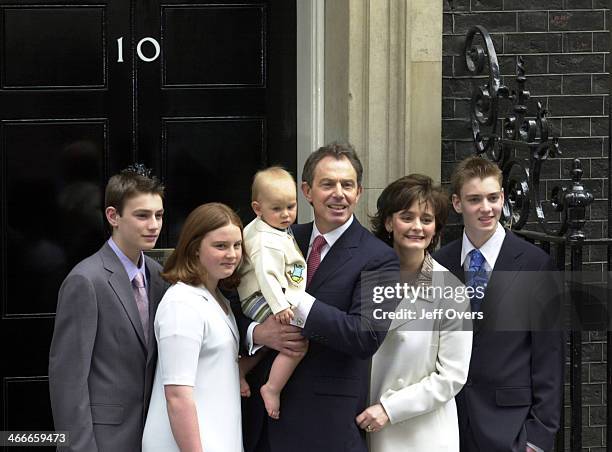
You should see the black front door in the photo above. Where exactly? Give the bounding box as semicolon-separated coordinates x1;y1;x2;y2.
0;0;295;440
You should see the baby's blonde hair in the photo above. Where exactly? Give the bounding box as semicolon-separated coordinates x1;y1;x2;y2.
251;166;296;202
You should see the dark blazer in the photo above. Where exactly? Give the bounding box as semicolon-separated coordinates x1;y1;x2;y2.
49;242;168;452
240;218;399;452
434;230;564;452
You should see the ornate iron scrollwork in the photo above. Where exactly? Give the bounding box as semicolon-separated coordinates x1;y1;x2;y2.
464;26;502;161
464;26;593;239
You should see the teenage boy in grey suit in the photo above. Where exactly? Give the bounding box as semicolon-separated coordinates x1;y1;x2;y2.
49;165;167;452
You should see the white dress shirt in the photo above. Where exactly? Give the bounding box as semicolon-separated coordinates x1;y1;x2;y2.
460;222;505;273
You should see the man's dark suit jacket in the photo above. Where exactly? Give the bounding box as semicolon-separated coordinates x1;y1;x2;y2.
239;218;399;452
49;242;168;452
434;230;564;452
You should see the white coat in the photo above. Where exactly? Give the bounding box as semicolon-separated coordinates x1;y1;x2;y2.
237;217;306;314
369;259;473;452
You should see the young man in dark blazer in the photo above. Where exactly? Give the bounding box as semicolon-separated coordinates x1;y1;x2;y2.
239;143;400;452
434;156;563;452
49;165;167;452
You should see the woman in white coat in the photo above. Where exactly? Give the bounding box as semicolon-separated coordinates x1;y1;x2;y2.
143;203;244;452
357;175;472;452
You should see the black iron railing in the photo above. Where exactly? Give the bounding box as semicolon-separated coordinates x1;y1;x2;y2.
463;25;612;452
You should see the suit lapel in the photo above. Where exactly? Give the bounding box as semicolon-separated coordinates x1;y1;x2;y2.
308;238;354;293
101;243;147;353
485;231;524;307
199;286;239;346
292;220;360;293
145;260;165;363
292;222;312;258
440;237;485;333
439;239;464;283
307;220;361;293
220;302;240;346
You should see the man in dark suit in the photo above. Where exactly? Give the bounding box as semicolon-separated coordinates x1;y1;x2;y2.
434;156;563;452
49;165;167;452
239;143;399;452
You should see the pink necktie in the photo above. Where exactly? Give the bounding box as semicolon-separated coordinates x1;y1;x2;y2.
132;272;149;344
307;235;327;287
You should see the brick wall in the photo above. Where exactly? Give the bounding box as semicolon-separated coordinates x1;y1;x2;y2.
442;1;609;450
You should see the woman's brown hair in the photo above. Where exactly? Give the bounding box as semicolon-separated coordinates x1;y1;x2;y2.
371;174;449;252
162;202;243;290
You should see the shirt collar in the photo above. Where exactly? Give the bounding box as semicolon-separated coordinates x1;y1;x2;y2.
108;238;147;286
460;222;506;269
309;215;354;248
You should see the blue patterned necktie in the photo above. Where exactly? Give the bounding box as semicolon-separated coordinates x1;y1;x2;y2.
467;249;488;312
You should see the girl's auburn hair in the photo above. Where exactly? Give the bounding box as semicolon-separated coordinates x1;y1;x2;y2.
161;202;243;290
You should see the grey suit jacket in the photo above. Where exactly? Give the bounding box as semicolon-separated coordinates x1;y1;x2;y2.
49;242;167;452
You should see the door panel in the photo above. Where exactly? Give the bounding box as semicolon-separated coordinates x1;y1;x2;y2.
4;378;53;430
3;6;106;88
163;117;265;243
5;120;107;316
162;5;265;87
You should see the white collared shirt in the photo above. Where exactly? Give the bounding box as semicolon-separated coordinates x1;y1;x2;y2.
307;215;354;261
461;222;506;272
108;238;147;288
